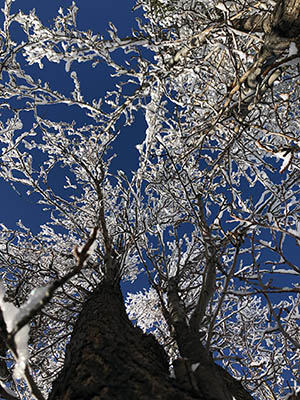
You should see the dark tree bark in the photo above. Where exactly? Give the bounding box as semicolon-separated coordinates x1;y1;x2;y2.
167;278;254;400
35;6;300;400
48;278;202;400
232;0;300;89
232;0;300;38
272;0;300;38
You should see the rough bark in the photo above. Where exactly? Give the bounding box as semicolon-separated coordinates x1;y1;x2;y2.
231;13;272;33
232;0;300;38
48;279;201;400
167;278;254;400
261;0;300;59
272;0;300;38
231;0;300;90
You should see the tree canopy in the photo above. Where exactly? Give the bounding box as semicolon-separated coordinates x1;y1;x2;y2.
0;0;299;399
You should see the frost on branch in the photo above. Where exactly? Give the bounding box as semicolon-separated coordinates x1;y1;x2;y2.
0;0;300;398
0;283;53;380
0;283;29;379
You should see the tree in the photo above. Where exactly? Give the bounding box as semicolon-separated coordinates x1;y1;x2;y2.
0;0;299;399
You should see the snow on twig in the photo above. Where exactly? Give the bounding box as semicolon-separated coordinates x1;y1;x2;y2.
0;227;99;398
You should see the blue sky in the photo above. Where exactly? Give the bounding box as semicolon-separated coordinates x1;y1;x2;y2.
1;4;299;393
0;0;146;232
0;0;298;280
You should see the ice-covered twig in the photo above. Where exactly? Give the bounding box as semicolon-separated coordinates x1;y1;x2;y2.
0;383;18;400
0;307;44;400
0;227;99;399
260;280;300;351
10;227;99;337
73;227;98;269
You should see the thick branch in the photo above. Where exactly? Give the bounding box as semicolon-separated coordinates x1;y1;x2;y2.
231;13;272;33
231;0;300;91
167;277;254;400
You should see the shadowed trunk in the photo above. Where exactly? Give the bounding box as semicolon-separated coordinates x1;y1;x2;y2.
230;0;300;102
232;0;300;37
272;0;300;38
48;279;201;400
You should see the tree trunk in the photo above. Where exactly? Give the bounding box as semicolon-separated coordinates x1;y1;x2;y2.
230;0;300;98
272;0;300;38
49;279;201;400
